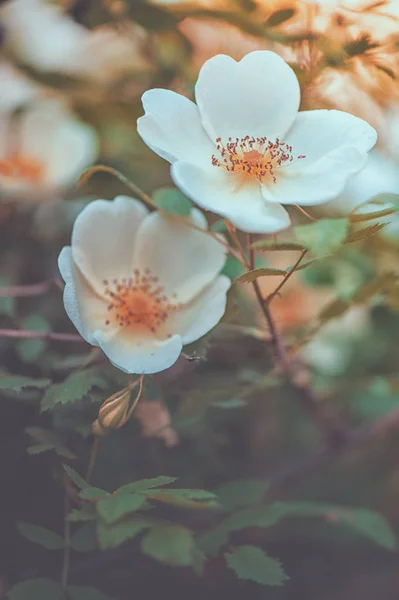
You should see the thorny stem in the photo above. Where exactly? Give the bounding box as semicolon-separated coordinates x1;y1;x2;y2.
246;233;344;444
0;280;54;297
86;437;99;483
61;494;71;598
0;329;84;342
266;249;308;305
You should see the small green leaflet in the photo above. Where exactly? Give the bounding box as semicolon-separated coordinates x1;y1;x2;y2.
152;187;192;216
9;579;63;600
63;465;90;490
97;517;150;550
141;523;195;566
295;218;348;257
213;479;269;510
0;375;51;392
97;493;146;524
225;546;287;586
17;523;65;550
70;522;97;553
41;367;109;411
235;267;286;283
26;428;76;459
116;476;178;494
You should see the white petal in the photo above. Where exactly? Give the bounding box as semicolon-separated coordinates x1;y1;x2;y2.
285;109;377;166
316;151;399;217
169;276;231;345
58;247;107;344
71;197;149;295
262;146;367;207
18;102;98;188
172;161;291;233
133;208;227;303
137;89;214;166
93;329;183;375
195;51;300;141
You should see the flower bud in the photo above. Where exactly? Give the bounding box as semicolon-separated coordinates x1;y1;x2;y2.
97;387;132;431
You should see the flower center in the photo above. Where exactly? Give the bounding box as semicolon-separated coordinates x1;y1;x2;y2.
0;154;45;184
212;136;305;183
102;268;183;334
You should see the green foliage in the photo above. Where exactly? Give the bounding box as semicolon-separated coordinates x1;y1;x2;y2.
210;219;227;232
213;479;269;510
97;517;150;550
250;240;305;251
79;487;109;500
152;187;192;216
225;546;287;586
141;523;195;566
41;367;109;411
17;523;65;550
97;493;147;524
0;375;50;392
222;255;245;280
235;267;286;283
68;586;114;600
143;488;220;509
26;427;76;459
295;218;348;257
63;465;90;490
350;378;399;420
9;579;63;600
67;504;96;522
116;476;178;494
70;522;97;553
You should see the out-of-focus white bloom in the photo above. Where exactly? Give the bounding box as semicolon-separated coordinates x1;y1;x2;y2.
0;60;44;111
0;100;98;200
135;400;179;447
1;0;149;84
313;150;399;239
301;306;370;376
58;197;230;374
138;51;377;234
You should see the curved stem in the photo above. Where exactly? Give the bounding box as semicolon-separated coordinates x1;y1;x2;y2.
0;329;84;342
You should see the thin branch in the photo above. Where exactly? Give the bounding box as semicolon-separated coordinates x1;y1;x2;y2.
86;437;99;483
0;280;54;297
0;329;84;342
266;249;308;305
61;494;71;599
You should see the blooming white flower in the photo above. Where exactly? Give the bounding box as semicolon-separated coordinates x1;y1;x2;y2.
137;51;377;233
1;0;149;84
0;100;98;200
313;150;399;240
58;197;230;374
0;60;44;112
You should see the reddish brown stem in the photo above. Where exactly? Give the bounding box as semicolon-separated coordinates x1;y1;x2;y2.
0;329;84;342
0;280;54;297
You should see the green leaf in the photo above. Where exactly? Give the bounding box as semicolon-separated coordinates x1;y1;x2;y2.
116;476;178;494
267;501;396;550
41;367;109;411
0;375;51;392
250;240;305;251
352;271;397;304
9;579;63;600
63;465;90;490
97;494;146;524
213;479;269;510
210;219;227;233
152;187;192;216
141;524;195;566
67;504;96;522
349;205;397;223
294;218;348;257
70;522;97;553
318;298;351;323
68;585;114;600
97;518;149;550
17;523;65;549
143;488;219;509
345;222;386;243
351;378;399;420
225;546;287;586
79;487;108;501
222;255;245;280
26;428;76;459
235;267;286;283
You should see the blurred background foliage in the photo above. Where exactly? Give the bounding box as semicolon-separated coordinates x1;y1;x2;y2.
2;0;399;598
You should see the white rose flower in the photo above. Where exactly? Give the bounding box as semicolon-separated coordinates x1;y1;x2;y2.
137;51;377;234
1;0;149;84
58;196;231;374
0;100;98;200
